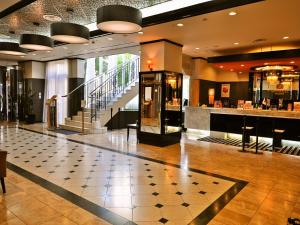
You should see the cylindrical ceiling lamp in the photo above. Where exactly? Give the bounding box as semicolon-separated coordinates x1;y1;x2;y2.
97;5;142;33
20;34;54;51
51;22;90;44
0;42;27;56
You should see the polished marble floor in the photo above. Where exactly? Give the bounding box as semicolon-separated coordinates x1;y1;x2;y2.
0;126;237;225
1;122;300;225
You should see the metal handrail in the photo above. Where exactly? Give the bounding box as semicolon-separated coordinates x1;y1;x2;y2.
88;57;140;122
62;59;139;98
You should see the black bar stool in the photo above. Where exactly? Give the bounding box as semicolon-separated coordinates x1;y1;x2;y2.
241;116;254;152
272;129;285;151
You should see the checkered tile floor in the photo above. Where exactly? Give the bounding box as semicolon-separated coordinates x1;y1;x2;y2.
1;127;235;224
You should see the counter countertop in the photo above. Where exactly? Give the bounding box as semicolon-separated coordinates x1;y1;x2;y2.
185;106;300;120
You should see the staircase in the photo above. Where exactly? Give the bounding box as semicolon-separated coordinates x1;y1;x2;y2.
60;58;139;133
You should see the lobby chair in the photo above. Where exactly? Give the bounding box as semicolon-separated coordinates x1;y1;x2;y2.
0;150;7;193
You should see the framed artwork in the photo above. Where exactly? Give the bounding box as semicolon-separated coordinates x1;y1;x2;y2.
221;84;230;98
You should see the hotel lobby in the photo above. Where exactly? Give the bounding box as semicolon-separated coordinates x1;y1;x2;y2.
1;0;300;225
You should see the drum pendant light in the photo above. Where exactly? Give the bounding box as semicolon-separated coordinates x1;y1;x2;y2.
97;5;142;33
0;42;27;56
20;34;54;51
51;22;90;44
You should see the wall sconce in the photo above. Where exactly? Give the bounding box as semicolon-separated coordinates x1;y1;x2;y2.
208;88;215;105
147;60;153;71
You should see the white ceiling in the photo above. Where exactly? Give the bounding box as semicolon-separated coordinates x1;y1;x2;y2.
1;0;300;64
0;0;20;12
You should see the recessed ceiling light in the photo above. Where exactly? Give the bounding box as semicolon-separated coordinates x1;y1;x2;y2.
219;66;224;68
84;43;89;45
47;50;51;53
63;46;68;49
138;31;143;35
241;64;244;67
229;11;237;16
230;69;234;71
234;42;239;45
290;61;295;64
195;47;200;50
239;71;243;74
43;14;62;22
283;36;289;40
264;62;269;65
20;55;25;58
32;53;36;56
107;37;113;41
177;23;184;27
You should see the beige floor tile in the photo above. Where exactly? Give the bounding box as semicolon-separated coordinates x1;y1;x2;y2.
133;207;161;222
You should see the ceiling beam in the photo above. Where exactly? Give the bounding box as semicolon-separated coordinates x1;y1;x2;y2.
207;49;300;63
0;0;37;19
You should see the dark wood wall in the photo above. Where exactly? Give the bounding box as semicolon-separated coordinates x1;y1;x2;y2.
24;79;45;122
199;79;249;107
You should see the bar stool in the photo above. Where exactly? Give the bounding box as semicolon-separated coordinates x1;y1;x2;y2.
272;129;285;151
241;116;254;152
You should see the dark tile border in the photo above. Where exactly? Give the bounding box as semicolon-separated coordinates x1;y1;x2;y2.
7;127;248;225
6;162;134;225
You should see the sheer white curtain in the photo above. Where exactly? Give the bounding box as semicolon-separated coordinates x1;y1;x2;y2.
84;58;96;106
43;59;69;124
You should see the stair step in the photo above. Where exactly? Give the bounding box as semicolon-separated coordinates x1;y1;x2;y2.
60;124;107;134
65;118;93;128
72;115;93;123
60;124;91;133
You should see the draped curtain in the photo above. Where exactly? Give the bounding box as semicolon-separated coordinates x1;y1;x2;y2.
43;59;69;124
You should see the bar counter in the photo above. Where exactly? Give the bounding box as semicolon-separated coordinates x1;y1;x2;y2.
185;107;300;140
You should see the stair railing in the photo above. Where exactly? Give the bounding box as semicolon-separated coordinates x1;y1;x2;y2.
89;57;140;122
62;58;139;121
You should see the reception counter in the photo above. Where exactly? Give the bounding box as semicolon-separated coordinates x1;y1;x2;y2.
185;107;300;140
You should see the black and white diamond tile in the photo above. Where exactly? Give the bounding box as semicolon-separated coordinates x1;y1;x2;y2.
0;128;235;224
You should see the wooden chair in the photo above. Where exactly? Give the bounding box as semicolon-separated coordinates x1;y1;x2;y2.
0;150;7;193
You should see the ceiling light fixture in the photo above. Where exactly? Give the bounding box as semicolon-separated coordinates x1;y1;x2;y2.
177;23;184;27
234;42;239;45
283;36;289;40
290;61;295;64
107;37;113;41
43;14;62;22
51;22;90;44
0;42;27;56
195;47;200;50
138;31;143;35
241;64;244;67
97;5;142;33
229;11;237;16
20;34;54;51
219;66;224;69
